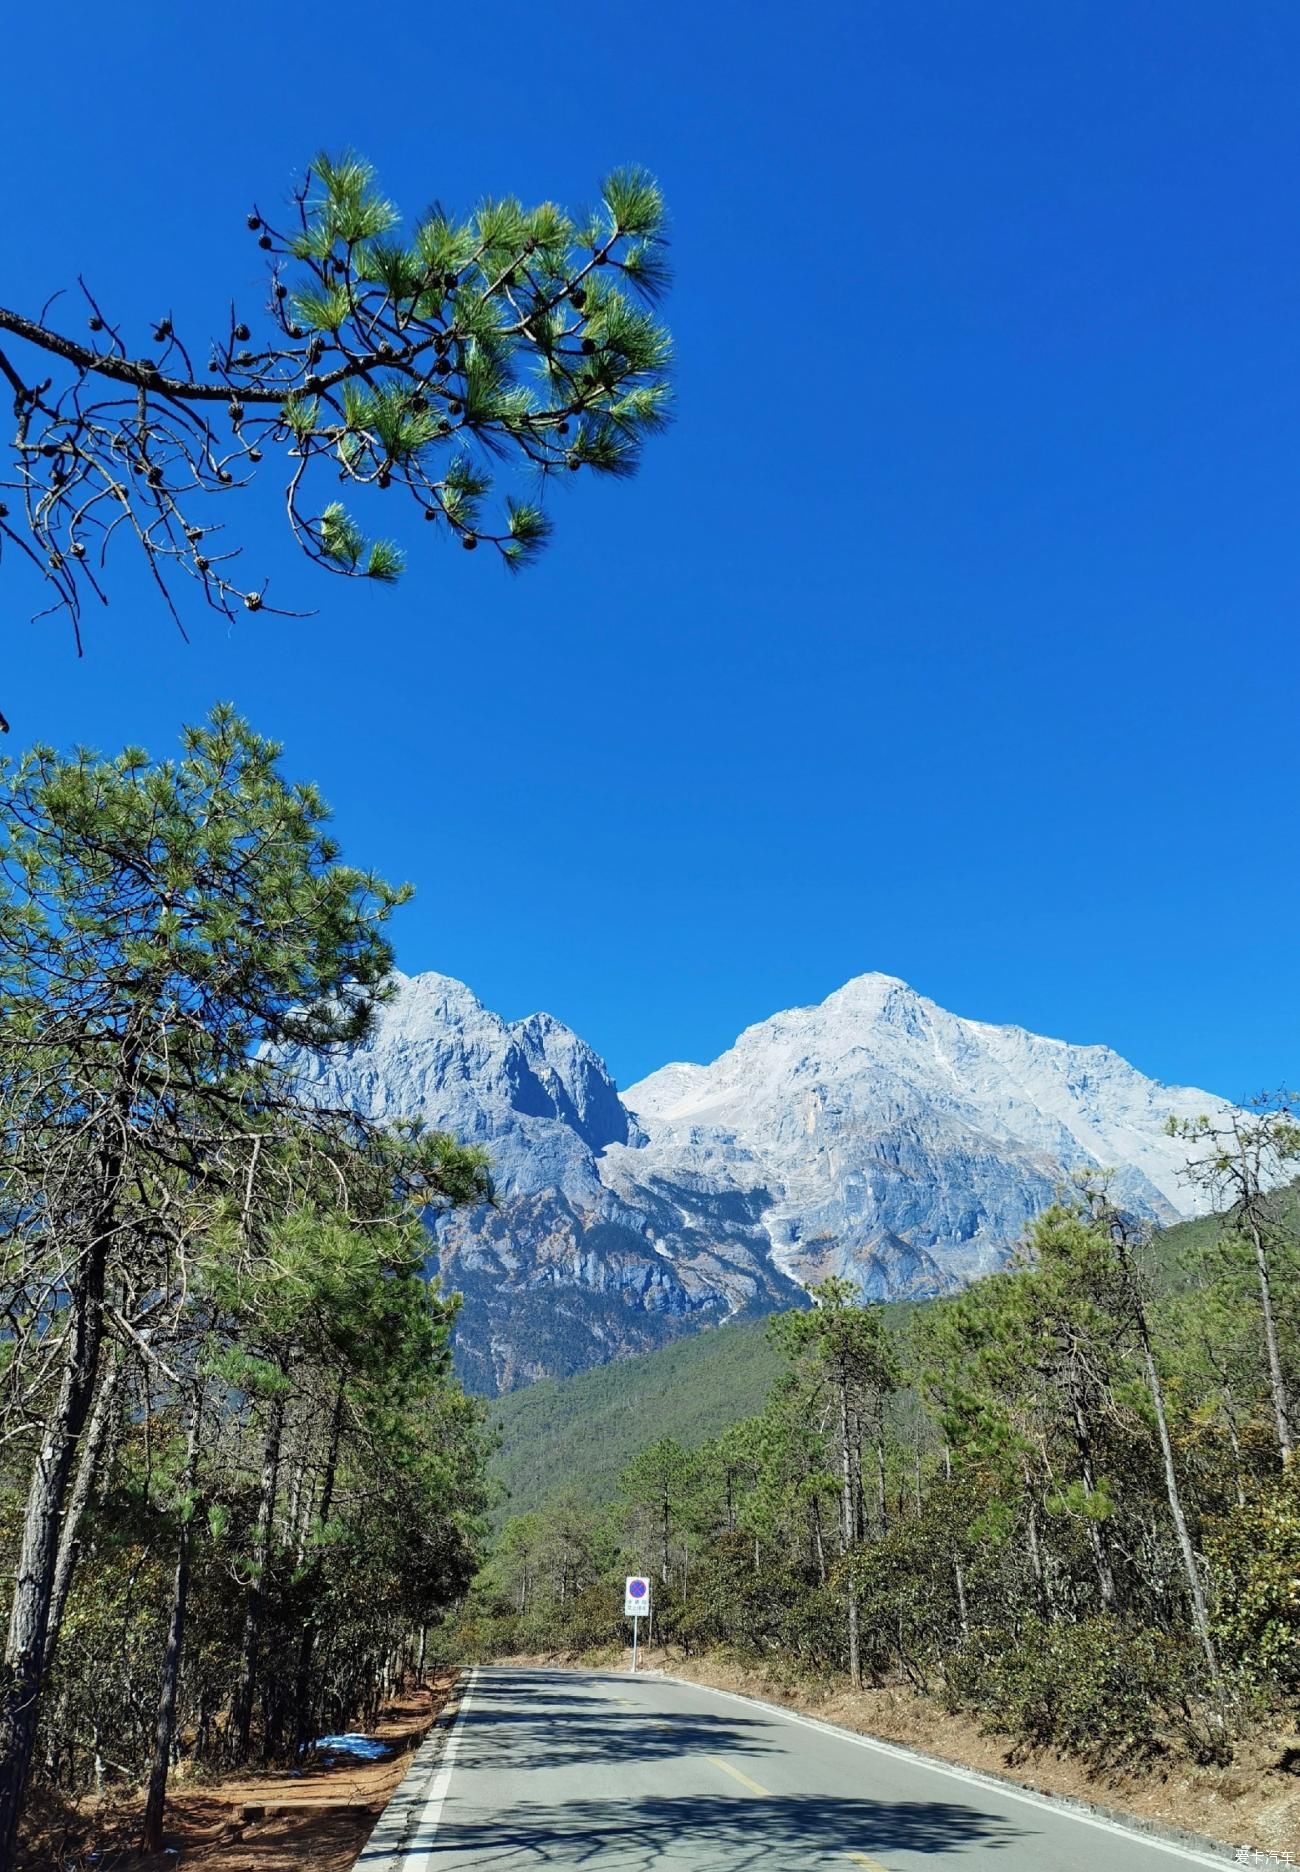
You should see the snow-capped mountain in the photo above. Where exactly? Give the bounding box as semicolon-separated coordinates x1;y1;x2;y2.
622;972;1216;1295
288;971;801;1392
288;969;1229;1393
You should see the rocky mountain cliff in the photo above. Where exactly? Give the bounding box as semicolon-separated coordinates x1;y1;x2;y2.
289;969;1229;1393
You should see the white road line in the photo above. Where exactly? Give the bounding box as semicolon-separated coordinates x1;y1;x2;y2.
652;1675;1235;1869
408;1665;478;1871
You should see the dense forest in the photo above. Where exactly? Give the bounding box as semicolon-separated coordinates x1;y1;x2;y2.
489;1312;787;1518
0;711;493;1863
467;1158;1300;1772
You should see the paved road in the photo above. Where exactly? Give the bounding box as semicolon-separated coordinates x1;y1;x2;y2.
361;1665;1235;1871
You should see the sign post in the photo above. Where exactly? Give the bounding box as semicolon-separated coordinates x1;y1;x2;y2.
624;1575;651;1672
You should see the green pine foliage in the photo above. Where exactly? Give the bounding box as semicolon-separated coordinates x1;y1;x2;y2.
275;152;674;580
0;711;493;1856
0;153;675;644
488;1316;787;1519
469;1181;1300;1772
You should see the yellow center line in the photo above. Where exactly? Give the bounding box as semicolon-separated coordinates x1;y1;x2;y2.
705;1755;887;1868
707;1755;771;1796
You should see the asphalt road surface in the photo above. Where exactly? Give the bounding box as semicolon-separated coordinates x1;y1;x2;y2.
363;1665;1235;1871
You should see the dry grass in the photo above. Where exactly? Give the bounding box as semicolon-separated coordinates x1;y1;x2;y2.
19;1677;456;1872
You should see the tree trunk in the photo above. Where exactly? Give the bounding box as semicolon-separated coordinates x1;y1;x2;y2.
141;1391;203;1853
1221;1386;1247;1509
230;1391;285;1762
286;1457;306;1557
849;1405;866;1543
1243;1193;1293;1464
0;1228;111;1863
953;1553;970;1642
1134;1308;1219;1677
1100;1213;1219;1673
838;1367;861;1690
1066;1364;1117;1610
44;1353;124;1674
811;1497;827;1585
1024;1477;1049;1617
943;1448;970;1643
292;1382;345;1748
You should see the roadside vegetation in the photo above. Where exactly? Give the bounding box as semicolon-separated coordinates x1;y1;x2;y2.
466;1158;1300;1777
0;137;677;1861
0;709;493;1864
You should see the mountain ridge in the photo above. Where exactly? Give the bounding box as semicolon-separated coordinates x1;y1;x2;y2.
285;968;1231;1393
480;1196;1236;1518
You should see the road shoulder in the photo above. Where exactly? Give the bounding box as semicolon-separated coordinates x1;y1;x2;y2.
351;1670;472;1871
645;1667;1240;1868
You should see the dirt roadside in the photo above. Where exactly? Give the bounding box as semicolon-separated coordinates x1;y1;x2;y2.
34;1652;1296;1866
501;1645;1300;1861
19;1675;456;1872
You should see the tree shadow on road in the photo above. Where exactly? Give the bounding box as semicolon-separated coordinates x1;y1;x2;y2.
399;1790;1026;1866
361;1672;1033;1866
449;1681;777;1776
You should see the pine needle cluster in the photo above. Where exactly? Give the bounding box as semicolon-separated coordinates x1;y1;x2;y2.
0;155;674;661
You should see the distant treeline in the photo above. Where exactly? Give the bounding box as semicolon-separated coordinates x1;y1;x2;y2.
0;712;492;1862
465;1145;1300;1771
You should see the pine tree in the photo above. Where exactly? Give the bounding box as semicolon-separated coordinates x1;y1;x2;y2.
769;1279;897;1689
0;707;481;1859
0;154;673;703
1168;1101;1300;1466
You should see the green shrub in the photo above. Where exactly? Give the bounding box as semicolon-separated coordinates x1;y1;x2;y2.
1208;1471;1300;1697
944;1616;1224;1767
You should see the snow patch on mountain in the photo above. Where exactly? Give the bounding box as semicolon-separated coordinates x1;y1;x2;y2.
289;968;1230;1391
623;971;1221;1291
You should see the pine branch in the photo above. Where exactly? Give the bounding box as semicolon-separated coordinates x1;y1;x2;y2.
0;154;674;695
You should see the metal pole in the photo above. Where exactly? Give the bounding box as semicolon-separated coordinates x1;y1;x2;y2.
631;1614;639;1674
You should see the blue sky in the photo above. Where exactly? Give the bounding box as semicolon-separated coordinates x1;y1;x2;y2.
5;3;1298;1098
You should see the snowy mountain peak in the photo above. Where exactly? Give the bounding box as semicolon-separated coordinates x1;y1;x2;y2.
369;967;490;1038
289;970;634;1180
288;967;1235;1392
508;1009;639;1153
823;970;916;1006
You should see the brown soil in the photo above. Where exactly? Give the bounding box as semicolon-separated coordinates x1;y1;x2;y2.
19;1676;456;1872
505;1646;1300;1861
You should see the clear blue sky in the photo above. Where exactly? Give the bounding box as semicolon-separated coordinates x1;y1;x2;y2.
6;3;1298;1099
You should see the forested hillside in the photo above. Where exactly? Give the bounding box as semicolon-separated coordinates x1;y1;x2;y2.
489;1315;788;1519
488;1197;1297;1517
467;1153;1300;1775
